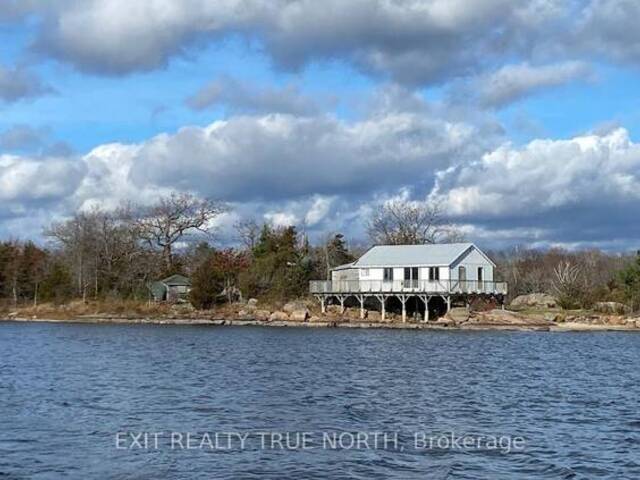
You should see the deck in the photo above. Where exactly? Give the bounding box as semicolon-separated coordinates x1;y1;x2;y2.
309;279;508;296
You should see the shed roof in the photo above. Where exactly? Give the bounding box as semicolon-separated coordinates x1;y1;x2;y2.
161;274;191;286
352;243;491;267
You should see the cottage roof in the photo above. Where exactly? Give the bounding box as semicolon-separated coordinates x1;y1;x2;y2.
352;243;493;267
332;262;355;271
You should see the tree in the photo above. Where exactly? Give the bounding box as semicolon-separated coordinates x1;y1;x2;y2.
240;224;313;300
321;233;354;280
552;261;583;309
46;211;99;301
39;259;74;304
46;208;155;300
235;218;261;250
18;242;48;307
214;249;251;302
132;193;227;270
617;253;640;310
366;199;462;245
189;254;225;310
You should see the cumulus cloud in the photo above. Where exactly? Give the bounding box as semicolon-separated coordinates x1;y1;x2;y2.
0;154;86;206
468;61;593;108
34;0;260;75
432;128;640;245
24;0;567;85
3;113;640;247
0;107;486;238
0;65;53;103
125;112;482;202
186;76;322;115
576;0;640;65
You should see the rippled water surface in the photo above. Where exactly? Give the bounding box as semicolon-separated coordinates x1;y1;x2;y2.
1;322;639;479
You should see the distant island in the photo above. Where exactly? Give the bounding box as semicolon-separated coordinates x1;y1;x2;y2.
2;193;640;332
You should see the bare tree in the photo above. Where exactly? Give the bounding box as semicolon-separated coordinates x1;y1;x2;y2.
234;218;261;250
46;212;98;301
366;199;462;245
132;193;228;270
552;260;583;309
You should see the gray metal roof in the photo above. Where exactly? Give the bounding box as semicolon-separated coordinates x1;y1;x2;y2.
353;243;477;267
332;262;355;271
161;274;191;286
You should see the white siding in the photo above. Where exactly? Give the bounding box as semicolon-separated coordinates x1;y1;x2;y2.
450;247;494;281
393;268;404;281
331;268;358;282
360;268;384;280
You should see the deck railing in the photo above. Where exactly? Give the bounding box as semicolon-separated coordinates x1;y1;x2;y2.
309;279;507;295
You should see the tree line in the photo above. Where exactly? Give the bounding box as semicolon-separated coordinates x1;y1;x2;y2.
0;193;639;311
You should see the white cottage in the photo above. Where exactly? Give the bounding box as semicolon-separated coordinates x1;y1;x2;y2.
310;243;507;322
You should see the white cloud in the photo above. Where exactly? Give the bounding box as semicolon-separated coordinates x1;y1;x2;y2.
264;211;299;227
186;76;323;115
4;114;640;248
469;61;593;108
125;112;481;201
27;0;566;85
0;107;483;235
576;0;640;65
0;155;85;203
434;127;640;216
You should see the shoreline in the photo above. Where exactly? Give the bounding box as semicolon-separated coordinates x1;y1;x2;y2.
2;315;639;332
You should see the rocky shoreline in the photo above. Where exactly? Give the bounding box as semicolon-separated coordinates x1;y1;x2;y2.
3;295;640;332
3;308;639;332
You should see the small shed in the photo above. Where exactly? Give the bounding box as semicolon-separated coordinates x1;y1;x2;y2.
149;274;192;302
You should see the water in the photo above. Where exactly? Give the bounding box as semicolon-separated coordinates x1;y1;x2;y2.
1;322;639;479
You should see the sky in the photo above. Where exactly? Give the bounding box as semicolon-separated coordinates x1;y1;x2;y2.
1;0;640;251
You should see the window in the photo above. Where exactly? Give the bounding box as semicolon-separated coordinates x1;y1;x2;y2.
361;268;369;277
428;267;440;281
383;268;394;281
404;267;419;286
477;267;483;283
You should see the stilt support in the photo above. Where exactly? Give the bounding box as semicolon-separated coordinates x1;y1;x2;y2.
357;295;365;319
375;295;386;321
446;296;451;313
338;295;345;314
315;295;326;314
418;295;431;322
398;295;408;323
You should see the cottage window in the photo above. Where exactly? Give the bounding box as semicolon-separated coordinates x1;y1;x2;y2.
361;268;369;277
428;267;440;281
477;267;484;283
383;268;394;281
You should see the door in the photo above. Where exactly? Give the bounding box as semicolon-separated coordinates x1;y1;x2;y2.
477;267;484;292
458;266;466;292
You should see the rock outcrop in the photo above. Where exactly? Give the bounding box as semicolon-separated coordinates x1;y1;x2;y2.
593;302;632;315
269;311;289;322
446;307;470;323
290;310;309;322
254;310;271;321
283;301;308;314
510;293;558;309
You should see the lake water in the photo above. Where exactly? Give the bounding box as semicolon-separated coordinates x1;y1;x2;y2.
1;322;639;479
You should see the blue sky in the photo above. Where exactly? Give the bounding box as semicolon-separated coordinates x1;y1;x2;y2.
2;1;640;250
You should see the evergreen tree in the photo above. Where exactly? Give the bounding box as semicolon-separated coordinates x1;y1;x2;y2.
617;253;640;310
